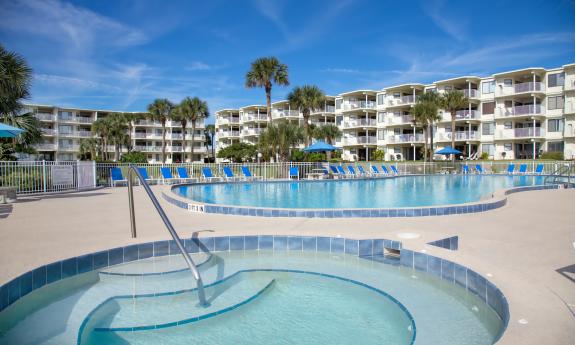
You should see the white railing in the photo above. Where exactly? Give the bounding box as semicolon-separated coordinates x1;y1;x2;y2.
514;127;544;138
35;143;56;150
387;95;419;107
438;131;480;141
311;105;336;113
58;145;81;151
462;89;479;98
273;110;300;118
496;105;544;117
242;128;264;136
514;82;545;93
454;109;479;119
343;101;376;110
387;114;414;125
35;113;56;121
344;119;377;128
243;114;268;121
77;117;94;124
344;136;377;145
41;129;56;135
219;131;241;137
388;134;424;143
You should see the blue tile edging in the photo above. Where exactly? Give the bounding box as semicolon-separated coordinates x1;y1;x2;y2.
427;236;459;251
0;235;505;344
163;183;563;218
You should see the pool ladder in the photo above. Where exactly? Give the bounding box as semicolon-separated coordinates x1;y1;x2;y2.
125;164;207;306
543;163;572;186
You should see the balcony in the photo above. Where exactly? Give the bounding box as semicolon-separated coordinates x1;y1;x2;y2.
462;89;479;99
36;113;56;121
495;128;545;139
35;143;56;150
218;117;240;125
77;131;93;137
387;134;424;143
311;105;336;114
136;120;160;126
243;114;268;122
272;110;300;118
343;101;376;111
343;119;377;128
387;114;414;125
134;145;162;152
454;109;480;120
437;131;480;141
495;105;544;117
497;82;545;96
387;95;419;107
134;133;147;138
242;128;264;136
344;136;377;145
58;145;80;152
219;131;241;138
41;128;56;135
76;117;94;124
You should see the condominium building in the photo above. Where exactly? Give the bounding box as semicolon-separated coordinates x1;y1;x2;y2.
216;63;575;161
22;104;207;163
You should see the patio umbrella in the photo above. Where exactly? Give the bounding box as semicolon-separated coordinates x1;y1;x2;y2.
303;140;340;153
0;123;25;138
435;146;461;156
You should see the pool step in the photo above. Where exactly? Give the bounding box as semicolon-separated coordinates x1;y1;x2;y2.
98;252;211;277
81;272;275;342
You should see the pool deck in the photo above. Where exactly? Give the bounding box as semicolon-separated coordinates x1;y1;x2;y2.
1;186;574;345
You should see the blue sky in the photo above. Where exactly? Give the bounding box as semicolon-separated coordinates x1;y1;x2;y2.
1;0;574;124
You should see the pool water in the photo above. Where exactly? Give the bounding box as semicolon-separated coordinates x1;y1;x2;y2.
0;250;503;345
174;175;546;209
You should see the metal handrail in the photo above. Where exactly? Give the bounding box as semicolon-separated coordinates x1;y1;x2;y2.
544;163;571;185
126;164;207;306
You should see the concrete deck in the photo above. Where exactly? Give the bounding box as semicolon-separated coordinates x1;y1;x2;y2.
0;186;574;344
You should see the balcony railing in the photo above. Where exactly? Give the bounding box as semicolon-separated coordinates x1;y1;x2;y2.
219;131;241;137
273;110;300;118
514;82;545;93
387;114;414;125
311;105;336;113
439;131;480;141
495;128;544;139
59;145;81;151
387;95;419;107
462;89;479;98
35;143;56;150
343;101;376;111
35;113;56;121
496;105;544;117
242;128;264;136
344;136;377;145
388;134;424;143
343;119;377;128
41;129;56;135
76;117;94;124
454;109;479;120
243;114;268;121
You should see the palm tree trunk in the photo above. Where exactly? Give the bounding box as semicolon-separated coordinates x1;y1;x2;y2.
115;143;119;162
127;124;133;152
430;122;434;161
265;86;272;122
190;121;196;163
451;112;456;161
211;133;215;160
423;125;428;163
303;111;310;147
161;121;167;163
181;121;186;163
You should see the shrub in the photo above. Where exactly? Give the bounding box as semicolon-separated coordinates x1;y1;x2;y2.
480;152;489;160
120;151;148;163
217;143;257;162
372;149;385;161
540;151;563;160
0;170;43;190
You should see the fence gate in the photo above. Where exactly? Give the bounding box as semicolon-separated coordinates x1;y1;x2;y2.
77;161;96;190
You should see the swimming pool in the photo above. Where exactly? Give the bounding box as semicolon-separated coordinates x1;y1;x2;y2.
174;175;546;209
0;237;506;345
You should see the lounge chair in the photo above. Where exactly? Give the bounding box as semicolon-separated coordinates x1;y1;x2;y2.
160;167;178;184
222;166;242;181
390;165;399;175
137;167;158;184
506;164;515;175
176;167;196;183
475;164;484;174
289;166;299;180
518;164;527;174
201;167;221;182
371;165;384;176
462;165;469;174
110;167;127;187
534;164;544;175
347;165;359;178
329;165;343;179
336;165;351;178
241;166;262;180
357;165;370;177
381;165;390;175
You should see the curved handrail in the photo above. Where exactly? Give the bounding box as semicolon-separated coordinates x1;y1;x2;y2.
544;163;571;185
126;164;207;306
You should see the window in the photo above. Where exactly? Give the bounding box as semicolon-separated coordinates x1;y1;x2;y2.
548;72;565;87
482;81;495;94
503;79;513;86
482;144;495;156
504;143;512;151
393;92;400;99
58;125;72;134
547;141;564;152
377;94;384;105
548;96;564;110
482;122;495;135
377;112;385;123
335;99;342;109
548;119;564;132
504;122;512;129
482;102;495;114
58;111;73;120
378;129;385;140
393;111;401;117
336;116;343;126
394;147;401;153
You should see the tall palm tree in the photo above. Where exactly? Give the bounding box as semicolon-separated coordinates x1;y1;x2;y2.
287;85;325;146
147;99;173;163
312;124;341;160
418;91;441;158
259;122;303;162
412;101;439;161
176;97;209;162
107;113;129;161
441;90;469;158
92;118;111;160
245;57;289;122
79;138;99;160
204;124;216;160
170;105;188;162
120;112;142;152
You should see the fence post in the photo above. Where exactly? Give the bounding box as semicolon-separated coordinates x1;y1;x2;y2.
42;160;47;193
92;161;97;188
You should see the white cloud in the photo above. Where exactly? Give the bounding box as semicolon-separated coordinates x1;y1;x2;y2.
187;61;213;71
423;0;467;42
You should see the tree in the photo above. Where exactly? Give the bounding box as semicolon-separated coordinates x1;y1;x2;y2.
259;122;303;162
170;104;188;162
107;113;129;161
245;57;289;122
79;138;99;160
312;124;342;160
287;85;325;146
441;90;469;159
205;124;215;160
92;118;111;160
418;91;441;158
147;98;173;163
178;97;209;162
120;112;142;152
412;101;440;161
216;142;257;162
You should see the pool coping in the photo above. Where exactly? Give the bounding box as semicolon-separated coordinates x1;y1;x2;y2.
0;235;508;345
162;174;565;218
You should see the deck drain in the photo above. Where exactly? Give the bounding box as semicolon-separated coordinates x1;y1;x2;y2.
518;319;528;325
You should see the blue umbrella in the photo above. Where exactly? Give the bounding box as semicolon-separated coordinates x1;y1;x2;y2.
0;123;25;138
435;146;461;155
303;140;340;153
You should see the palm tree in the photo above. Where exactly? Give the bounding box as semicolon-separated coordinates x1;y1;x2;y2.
441;90;469;158
287;85;325;146
259;122;303;162
120;112;142;152
170;104;188;162
418;91;441;158
204;124;216;160
79;138;99;160
92;118;111;160
412;101;439;161
245;57;289;122
147;99;173;163
312;124;341;160
179;97;209;162
107;113;129;161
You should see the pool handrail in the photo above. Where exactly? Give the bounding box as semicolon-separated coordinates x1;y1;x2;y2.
126;164;207;306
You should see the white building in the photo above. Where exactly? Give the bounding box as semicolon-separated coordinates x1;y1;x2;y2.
216;63;575;161
24;104;207;163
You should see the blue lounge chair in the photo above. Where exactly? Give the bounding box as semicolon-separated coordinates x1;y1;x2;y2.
506;164;515;174
475;164;484;174
137;167;157;184
371;165;383;176
381;165;390;175
336;165;351;178
357;165;370;176
329;165;339;174
289;166;299;179
176;167;196;183
202;167;220;181
241;166;262;180
534;164;544;175
390;165;399;175
160;167;177;184
347;165;358;177
110;167;127;186
462;165;469;174
222;166;242;181
518;164;527;174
